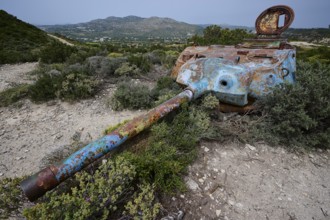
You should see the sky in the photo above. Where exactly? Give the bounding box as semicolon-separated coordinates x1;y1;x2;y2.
0;0;329;28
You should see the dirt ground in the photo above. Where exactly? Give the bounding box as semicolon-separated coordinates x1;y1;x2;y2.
1;63;330;220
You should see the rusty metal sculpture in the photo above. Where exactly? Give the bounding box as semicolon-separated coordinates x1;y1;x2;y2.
21;5;296;201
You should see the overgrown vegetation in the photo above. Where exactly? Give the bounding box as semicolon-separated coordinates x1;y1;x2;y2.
21;99;212;219
111;76;181;110
0;10;51;64
189;25;254;45
23;156;160;220
0;84;30;107
252;61;330;149
0;177;27;219
297;46;330;65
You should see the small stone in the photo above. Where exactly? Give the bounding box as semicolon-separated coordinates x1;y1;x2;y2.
0;130;5;136
198;178;204;183
180;194;185;199
15;157;23;161
293;155;298;160
221;169;225;173
228;200;235;206
216;210;221;217
236;203;243;209
102;159;107;164
0;173;3;176
246;144;256;151
177;210;184;220
309;154;314;159
213;168;219;172
55;134;63;139
186;178;200;191
288;197;292;201
24;149;29;153
204;147;210;153
172;197;176;201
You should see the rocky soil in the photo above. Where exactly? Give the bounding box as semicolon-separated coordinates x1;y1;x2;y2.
164;142;330;220
1;63;330;220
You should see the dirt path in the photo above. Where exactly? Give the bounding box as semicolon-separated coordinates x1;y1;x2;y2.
0;63;145;178
1;63;329;219
0;62;38;92
48;34;74;46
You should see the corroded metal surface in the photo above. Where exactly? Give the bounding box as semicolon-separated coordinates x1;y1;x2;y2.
255;5;294;36
21;90;193;201
172;45;296;107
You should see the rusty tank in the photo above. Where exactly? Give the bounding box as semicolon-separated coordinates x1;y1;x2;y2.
21;5;296;201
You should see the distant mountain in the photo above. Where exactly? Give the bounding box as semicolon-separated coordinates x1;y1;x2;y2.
39;16;203;42
0;10;52;64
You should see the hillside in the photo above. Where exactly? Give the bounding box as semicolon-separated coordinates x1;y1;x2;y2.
284;28;330;44
0;10;53;64
39;15;203;42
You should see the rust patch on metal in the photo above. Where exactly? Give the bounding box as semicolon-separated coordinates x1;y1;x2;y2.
255;5;294;36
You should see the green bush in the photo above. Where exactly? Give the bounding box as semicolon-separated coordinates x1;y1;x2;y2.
86;56;128;77
29;72;62;102
128;54;151;74
123;184;160;220
24;156;141;220
189;25;254;46
29;65;99;102
297;46;330;65
111;81;152;110
0;84;30;107
0;177;26;219
56;71;99;101
114;62;140;76
150;76;181;100
123;103;210;192
253;61;330;148
40;41;77;64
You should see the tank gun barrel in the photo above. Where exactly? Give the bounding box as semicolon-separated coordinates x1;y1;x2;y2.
21;89;193;201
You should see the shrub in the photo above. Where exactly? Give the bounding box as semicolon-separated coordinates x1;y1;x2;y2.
40;41;77;64
123;103;210;192
253;61;330;149
29;72;62;102
189;25;254;46
86;56;127;77
0;84;30;107
29;65;99;102
123;184;160;220
56;71;99;101
150;76;181;100
0;177;26;219
114;62;140;76
128;54;151;74
111;81;152;110
23;156;139;220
